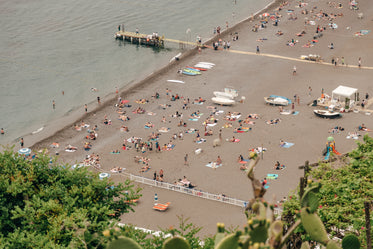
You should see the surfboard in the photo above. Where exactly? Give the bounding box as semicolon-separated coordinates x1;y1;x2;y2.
32;126;44;134
199;62;215;66
167;80;185;84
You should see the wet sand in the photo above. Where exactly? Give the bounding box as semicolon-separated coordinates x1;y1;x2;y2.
21;0;373;237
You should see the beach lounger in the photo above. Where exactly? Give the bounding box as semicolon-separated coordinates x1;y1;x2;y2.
153;202;170;211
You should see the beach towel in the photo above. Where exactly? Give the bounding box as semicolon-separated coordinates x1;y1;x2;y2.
292;111;299;115
205;162;222;169
239;159;249;164
158;128;170;133
189;118;199;121
193;102;204;105
266;174;278;180
196;138;206;144
206;123;217;127
110;152;120;154
163;144;176;151
147;112;156;115
281;142;294;148
144;125;153;129
65;149;77;153
228;138;240;143
185;129;196;134
346;135;359;139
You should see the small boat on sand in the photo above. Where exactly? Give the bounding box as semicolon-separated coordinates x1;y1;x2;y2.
211;97;235;106
313;110;342;119
213;91;235;100
264;96;291;106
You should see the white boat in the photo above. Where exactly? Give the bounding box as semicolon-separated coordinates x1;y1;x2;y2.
213;91;235;99
313;110;342;119
211;97;235;106
264;96;290;106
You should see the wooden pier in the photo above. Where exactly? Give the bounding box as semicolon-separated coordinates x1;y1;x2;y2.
115;31;201;48
115;31;165;47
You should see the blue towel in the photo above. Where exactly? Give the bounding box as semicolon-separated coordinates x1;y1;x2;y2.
281;142;294;148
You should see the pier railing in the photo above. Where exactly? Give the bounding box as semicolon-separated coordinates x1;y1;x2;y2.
96;169;283;214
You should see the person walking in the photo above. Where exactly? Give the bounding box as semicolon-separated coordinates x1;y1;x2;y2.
84;104;88;113
293;65;297;75
358;57;362;69
1;128;4;135
97;96;101;104
256;46;260;54
184;154;188;165
20;138;24;148
52;100;55;109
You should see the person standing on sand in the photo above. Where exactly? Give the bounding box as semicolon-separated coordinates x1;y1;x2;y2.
53;100;55;109
184;154;188;165
1;128;4;135
308;86;312;96
97;96;101;104
84;104;88;113
20;138;24;148
293;65;297;75
358;57;362;69
256;46;260;54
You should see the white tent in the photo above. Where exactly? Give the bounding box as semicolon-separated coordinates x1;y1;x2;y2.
332;85;358;101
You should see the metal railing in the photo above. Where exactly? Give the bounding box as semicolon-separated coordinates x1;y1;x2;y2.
98;169;283;214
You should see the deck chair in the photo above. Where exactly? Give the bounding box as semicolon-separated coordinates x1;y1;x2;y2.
153;202;170;211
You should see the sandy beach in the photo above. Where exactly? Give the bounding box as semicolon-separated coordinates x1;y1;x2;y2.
15;0;373;237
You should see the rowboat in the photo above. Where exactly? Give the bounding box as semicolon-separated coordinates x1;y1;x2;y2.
213;91;235;100
313;110;342;119
211;97;235;106
264;95;291;106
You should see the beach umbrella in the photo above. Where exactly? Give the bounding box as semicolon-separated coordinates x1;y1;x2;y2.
18;148;31;155
263;13;270;17
99;172;110;180
327;136;334;142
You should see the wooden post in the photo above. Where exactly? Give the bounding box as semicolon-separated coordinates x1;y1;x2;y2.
365;201;372;249
304;160;309;184
299;177;305;198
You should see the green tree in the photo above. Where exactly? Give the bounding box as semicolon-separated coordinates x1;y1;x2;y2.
283;135;373;247
0;148;141;248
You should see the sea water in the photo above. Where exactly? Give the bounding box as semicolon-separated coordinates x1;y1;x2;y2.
0;0;272;145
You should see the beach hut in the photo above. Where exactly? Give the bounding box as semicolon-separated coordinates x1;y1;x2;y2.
331;85;358;109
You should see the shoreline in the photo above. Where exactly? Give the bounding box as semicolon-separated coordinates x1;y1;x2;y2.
28;0;281;150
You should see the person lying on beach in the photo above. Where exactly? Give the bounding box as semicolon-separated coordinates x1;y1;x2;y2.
83;142;92;151
275;30;284;36
65;145;78;151
266;118;281;125
229;136;238;142
74;124;82;131
159;127;170;132
116;108;126;114
329;126;343;134
133;107;145;114
140;164;150;172
119;115;130;121
111;166;123;173
134;156;150;164
148;132;159;140
358;124;370;131
135;98;148;104
195;97;205;103
145;122;154;128
222;122;233;128
247;113;259;119
120;125;129;132
111;149;120;154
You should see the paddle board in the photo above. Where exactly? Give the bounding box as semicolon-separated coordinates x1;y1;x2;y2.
32;126;44;134
199;62;215;66
194;64;213;69
167;80;185;84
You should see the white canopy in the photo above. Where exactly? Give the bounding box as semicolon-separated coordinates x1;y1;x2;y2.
332;85;358;101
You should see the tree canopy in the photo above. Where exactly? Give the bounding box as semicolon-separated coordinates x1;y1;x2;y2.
0;148;141;248
283;135;373;247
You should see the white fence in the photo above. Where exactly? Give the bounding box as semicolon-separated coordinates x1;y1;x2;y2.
98;170;283;214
